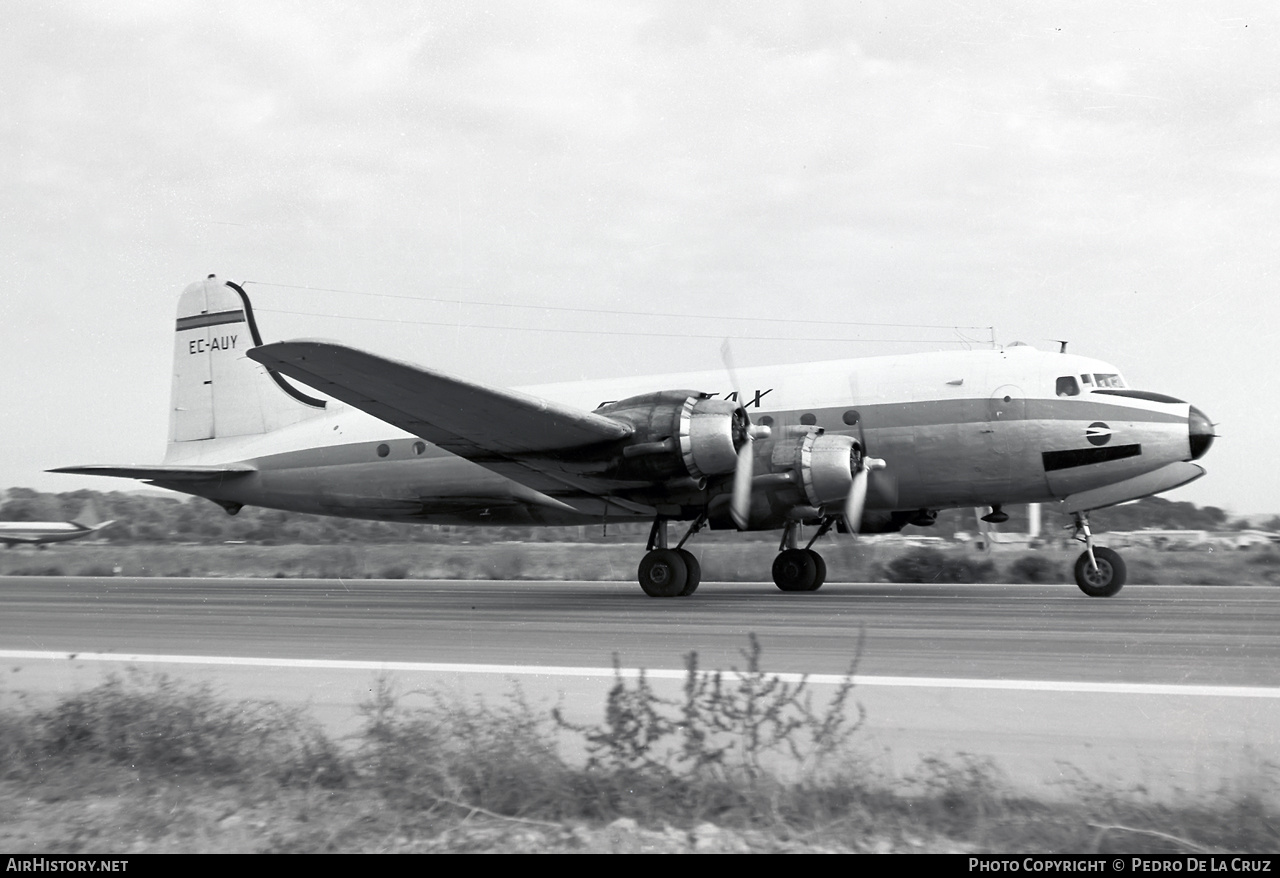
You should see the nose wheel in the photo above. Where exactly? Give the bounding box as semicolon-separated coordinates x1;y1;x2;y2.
1074;546;1126;597
1071;514;1127;597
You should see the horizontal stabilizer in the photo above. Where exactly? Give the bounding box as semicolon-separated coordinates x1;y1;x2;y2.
248;341;634;457
49;464;257;482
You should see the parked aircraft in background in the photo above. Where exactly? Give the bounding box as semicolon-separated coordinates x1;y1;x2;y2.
54;276;1215;597
0;502;114;548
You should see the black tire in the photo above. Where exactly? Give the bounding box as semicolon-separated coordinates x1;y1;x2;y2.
1074;547;1127;597
805;549;827;591
676;549;701;596
773;548;819;592
638;549;688;597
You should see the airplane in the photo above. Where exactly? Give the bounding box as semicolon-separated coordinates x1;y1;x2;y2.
0;501;115;548
53;275;1215;597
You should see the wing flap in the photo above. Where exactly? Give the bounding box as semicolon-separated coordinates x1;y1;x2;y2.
247;341;633;455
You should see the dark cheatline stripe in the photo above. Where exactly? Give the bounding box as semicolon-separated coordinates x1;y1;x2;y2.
1042;444;1142;472
175;310;246;331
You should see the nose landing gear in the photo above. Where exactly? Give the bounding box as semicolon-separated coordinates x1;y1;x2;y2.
1071;512;1127;597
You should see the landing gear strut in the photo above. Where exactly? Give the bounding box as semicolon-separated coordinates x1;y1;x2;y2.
772;522;826;592
1071;512;1127;597
637;517;703;597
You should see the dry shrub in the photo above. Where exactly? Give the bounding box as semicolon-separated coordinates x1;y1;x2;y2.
4;672;347;788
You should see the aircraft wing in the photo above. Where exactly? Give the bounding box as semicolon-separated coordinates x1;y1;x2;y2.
248;341;647;511
249;341;633;454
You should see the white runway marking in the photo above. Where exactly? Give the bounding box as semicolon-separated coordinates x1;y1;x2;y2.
4;649;1279;699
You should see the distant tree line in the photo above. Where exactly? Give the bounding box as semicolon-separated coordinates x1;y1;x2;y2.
0;487;653;545
909;496;1265;539
0;487;1272;546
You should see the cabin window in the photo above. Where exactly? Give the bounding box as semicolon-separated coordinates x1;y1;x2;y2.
376;443;390;458
799;413;817;426
843;410;860;425
413;442;426;455
1056;376;1080;397
1093;373;1126;388
758;415;774;427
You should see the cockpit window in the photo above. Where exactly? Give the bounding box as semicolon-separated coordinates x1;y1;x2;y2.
1093;373;1126;388
1080;374;1093;386
1056;376;1080;397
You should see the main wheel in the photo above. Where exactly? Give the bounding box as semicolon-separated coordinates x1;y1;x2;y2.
1074;547;1127;597
773;548;820;592
638;549;688;597
805;549;827;591
676;549;701;596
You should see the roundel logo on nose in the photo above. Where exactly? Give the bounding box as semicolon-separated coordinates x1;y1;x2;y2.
1086;422;1112;446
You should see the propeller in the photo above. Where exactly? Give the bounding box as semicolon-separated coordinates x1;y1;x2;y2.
840;405;886;535
722;340;766;530
843;451;885;535
730;417;755;530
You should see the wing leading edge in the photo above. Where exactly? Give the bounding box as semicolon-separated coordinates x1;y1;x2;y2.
248;341;632;454
247;341;650;512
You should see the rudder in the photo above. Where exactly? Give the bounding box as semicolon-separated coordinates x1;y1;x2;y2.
169;276;327;445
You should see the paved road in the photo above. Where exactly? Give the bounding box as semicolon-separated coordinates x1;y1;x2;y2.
2;577;1278;801
2;577;1278;684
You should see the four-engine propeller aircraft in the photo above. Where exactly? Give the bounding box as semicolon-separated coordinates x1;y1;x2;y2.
54;276;1215;597
0;501;115;548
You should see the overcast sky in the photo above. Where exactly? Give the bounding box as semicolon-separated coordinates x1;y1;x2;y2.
3;1;1276;514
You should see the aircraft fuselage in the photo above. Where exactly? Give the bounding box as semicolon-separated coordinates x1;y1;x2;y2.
153;346;1208;528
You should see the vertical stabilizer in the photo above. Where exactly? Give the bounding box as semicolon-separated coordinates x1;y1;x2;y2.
168;276;327;448
69;500;102;528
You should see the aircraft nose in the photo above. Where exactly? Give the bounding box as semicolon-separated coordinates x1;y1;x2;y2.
1188;405;1215;460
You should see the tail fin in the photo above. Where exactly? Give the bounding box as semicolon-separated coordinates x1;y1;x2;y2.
168;276;327;447
69;500;102;528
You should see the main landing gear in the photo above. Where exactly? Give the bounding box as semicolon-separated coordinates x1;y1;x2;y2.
637;517;703;597
771;519;829;592
1070;512;1127;597
637;516;834;596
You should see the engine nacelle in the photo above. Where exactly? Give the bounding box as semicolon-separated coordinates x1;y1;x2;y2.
596;390;746;484
709;431;861;530
788;431;859;509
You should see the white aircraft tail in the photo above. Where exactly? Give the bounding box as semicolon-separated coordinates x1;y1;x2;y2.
69;500;103;528
167;276;328;452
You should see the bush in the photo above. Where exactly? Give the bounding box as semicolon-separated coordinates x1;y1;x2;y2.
359;678;575;818
1007;554;1061;583
4;672;348;787
11;565;65;577
1246;546;1280;566
555;633;864;785
882;548;996;584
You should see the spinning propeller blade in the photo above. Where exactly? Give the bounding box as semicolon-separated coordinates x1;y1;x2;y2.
730;434;754;530
841;385;886;537
844;456;885;534
722;340;760;530
845;469;868;535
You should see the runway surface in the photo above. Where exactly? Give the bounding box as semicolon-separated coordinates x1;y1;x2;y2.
2;576;1279;800
2;577;1279;684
